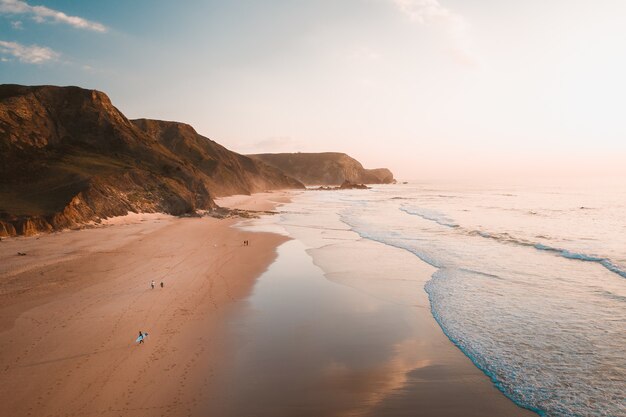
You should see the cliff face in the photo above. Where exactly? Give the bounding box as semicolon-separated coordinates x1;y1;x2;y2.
131;119;302;197
248;152;394;185
0;85;304;237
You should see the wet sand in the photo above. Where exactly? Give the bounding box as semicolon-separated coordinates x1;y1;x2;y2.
217;193;538;417
0;209;287;417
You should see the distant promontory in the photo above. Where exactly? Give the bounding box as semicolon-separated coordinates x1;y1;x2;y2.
248;152;394;186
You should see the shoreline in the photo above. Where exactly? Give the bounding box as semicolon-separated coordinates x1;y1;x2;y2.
219;190;538;416
2;189;539;416
0;195;290;417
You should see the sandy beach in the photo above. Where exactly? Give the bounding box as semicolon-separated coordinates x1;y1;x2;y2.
2;2;622;416
0;198;288;417
1;190;538;417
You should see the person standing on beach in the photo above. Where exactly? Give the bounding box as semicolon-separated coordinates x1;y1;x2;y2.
160;281;164;288
151;280;155;289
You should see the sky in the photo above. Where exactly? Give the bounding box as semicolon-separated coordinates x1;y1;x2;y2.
1;0;625;180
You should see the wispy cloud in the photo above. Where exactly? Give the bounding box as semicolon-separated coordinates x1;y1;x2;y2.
392;0;452;23
10;19;22;29
0;0;107;32
0;39;58;63
390;0;476;65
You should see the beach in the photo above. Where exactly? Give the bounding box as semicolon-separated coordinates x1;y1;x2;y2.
215;191;539;417
1;190;540;417
0;197;288;417
2;2;623;416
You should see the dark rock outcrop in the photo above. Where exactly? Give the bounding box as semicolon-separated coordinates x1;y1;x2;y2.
248;152;394;185
339;180;370;190
314;180;371;191
0;84;304;236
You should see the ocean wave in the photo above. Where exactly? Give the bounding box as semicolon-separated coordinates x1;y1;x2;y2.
399;206;459;228
398;206;626;280
338;214;444;269
533;244;626;279
424;274;546;416
468;231;626;279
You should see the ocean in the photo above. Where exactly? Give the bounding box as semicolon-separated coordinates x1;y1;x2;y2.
226;181;625;417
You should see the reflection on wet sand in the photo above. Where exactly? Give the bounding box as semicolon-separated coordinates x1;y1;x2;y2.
206;236;536;417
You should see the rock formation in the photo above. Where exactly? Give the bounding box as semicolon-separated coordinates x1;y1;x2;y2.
314;180;371;191
248;152;394;185
0;84;304;236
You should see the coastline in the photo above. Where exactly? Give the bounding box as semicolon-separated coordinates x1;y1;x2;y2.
307;238;538;416
1;189;538;416
0;196;289;417
217;190;538;416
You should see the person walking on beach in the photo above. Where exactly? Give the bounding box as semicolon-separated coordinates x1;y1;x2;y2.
151;280;155;289
160;281;164;288
138;331;145;344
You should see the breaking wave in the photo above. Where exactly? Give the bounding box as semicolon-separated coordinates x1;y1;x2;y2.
400;205;626;279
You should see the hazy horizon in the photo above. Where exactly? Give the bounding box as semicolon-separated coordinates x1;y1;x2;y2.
1;0;625;180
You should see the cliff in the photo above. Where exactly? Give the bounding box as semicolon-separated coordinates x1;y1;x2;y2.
248;152;394;185
130;119;303;196
0;84;304;237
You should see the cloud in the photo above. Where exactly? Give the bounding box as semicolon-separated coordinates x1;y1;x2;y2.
391;0;452;24
0;0;107;32
10;19;22;29
390;0;476;65
0;39;58;63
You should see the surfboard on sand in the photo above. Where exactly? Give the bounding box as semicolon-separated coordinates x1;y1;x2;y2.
135;333;149;343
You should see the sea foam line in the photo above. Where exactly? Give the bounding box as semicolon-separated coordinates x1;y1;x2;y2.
423;274;547;416
533;244;626;279
338;214;444;269
400;206;626;279
399;206;459;228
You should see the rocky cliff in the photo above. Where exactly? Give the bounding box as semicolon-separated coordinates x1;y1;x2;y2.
0;85;304;237
248;152;394;185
